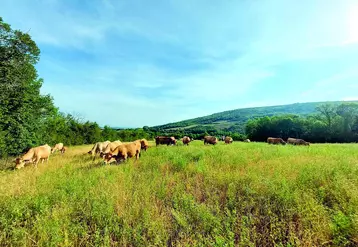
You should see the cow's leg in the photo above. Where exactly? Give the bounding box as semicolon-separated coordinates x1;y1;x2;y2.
34;158;39;168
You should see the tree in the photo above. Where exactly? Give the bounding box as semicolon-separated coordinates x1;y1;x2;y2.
336;103;358;141
315;104;337;131
0;17;56;155
352;116;358;135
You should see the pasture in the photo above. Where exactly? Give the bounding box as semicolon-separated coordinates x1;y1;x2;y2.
0;141;358;246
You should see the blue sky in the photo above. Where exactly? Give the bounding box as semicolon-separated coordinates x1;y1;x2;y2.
2;0;358;127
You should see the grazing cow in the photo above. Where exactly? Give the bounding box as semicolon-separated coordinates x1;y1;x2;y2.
204;136;218;145
287;138;296;145
139;139;149;151
88;140;111;157
244;139;251;143
155;136;177;146
51;143;64;153
15;144;52;169
60;146;68;154
103;141;141;164
267;137;286;145
182;136;191;145
224;136;233;144
100;140;122;157
287;138;310;146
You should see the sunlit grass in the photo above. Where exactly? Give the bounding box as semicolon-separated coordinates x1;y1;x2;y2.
0;141;358;246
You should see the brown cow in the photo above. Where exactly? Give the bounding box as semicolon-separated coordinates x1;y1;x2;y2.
287;138;310;146
204;136;218;145
182;136;191;145
60;146;68;154
88;141;110;157
15;144;52;169
51;143;64;153
100;140;122;157
155;136;177;146
103;141;141;164
224;136;233;144
287;138;296;145
132;139;148;151
267;137;286;145
139;139;149;151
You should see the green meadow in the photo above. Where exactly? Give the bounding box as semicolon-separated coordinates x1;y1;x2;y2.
0;141;358;246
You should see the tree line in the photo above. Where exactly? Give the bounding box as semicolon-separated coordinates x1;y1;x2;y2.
245;103;358;143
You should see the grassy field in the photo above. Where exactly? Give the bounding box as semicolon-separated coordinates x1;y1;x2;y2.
0;141;358;246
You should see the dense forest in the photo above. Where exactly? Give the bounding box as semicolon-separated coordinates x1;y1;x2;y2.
1;17;357;157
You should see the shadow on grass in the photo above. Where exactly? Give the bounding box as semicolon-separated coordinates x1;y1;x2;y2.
0;158;16;172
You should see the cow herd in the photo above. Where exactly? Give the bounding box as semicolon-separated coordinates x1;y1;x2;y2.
267;137;310;146
13;135;309;169
88;139;148;164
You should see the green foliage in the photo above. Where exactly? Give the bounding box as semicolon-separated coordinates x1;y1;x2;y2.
246;103;358;143
151;101;353;134
0;17;56;155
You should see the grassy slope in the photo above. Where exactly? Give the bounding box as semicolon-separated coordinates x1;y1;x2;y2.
1;141;358;246
153;101;357;132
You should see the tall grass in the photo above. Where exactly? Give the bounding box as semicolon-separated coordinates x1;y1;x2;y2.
0;141;358;246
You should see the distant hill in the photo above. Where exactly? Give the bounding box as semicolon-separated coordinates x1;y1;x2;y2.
151;101;357;134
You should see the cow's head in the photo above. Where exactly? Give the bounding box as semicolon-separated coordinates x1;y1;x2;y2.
103;153;118;164
14;158;25;169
